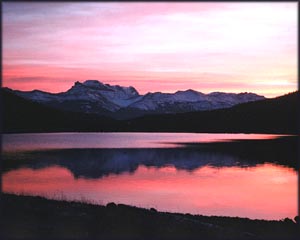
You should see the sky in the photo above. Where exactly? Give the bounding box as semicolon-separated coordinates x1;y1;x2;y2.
2;2;298;97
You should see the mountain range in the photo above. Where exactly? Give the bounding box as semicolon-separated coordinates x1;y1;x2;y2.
1;81;298;134
4;80;265;119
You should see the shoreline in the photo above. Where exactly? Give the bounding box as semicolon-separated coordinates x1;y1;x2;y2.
1;193;298;240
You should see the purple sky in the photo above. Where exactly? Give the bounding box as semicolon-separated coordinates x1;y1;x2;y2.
2;2;298;97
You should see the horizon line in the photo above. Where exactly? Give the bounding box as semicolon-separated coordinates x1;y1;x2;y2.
3;79;298;99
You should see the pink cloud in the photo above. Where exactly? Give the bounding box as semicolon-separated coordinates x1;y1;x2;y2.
2;2;298;97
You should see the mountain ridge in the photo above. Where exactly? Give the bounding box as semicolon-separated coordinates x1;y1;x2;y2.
3;80;265;119
1;87;298;134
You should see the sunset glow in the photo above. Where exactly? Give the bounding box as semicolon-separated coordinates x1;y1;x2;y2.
2;2;298;97
2;164;297;220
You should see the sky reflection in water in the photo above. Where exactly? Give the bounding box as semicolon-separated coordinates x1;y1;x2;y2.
2;133;297;220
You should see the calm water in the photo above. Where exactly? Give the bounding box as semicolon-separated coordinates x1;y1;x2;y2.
2;133;297;220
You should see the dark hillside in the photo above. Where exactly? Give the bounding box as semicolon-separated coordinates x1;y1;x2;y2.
126;92;299;134
1;89;120;133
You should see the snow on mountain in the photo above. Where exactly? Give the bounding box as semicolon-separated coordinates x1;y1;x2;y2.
127;90;207;111
126;89;264;112
173;90;207;102
12;80;142;113
12;90;54;101
64;80;141;108
207;92;264;104
10;80;265;117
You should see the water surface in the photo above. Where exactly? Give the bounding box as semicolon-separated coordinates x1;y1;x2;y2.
2;132;283;151
2;133;297;220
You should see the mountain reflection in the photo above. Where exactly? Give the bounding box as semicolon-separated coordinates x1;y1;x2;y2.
2;136;296;179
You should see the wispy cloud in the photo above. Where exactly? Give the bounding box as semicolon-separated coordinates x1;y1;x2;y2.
2;2;298;97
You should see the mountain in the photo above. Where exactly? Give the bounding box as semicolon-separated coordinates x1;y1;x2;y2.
1;87;298;134
4;80;265;119
7;80;141;117
128;90;263;112
126;91;299;134
0;89;121;133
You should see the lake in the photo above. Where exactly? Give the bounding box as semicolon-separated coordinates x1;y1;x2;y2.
2;132;297;220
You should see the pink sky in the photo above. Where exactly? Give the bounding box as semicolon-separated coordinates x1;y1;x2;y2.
2;2;298;97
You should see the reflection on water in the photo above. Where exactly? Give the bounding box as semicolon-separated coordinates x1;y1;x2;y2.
2;164;296;220
1;133;298;220
2;146;297;178
2;132;284;152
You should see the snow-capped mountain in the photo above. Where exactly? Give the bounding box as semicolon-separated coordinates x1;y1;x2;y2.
7;80;265;119
65;80;141;107
123;89;265;115
11;80;142;115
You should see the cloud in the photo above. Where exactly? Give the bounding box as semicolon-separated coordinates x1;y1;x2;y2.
8;76;50;83
2;2;297;97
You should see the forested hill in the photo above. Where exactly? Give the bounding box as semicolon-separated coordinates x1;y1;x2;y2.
127;91;299;134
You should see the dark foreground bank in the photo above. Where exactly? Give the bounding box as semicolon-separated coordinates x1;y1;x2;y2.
0;194;299;240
